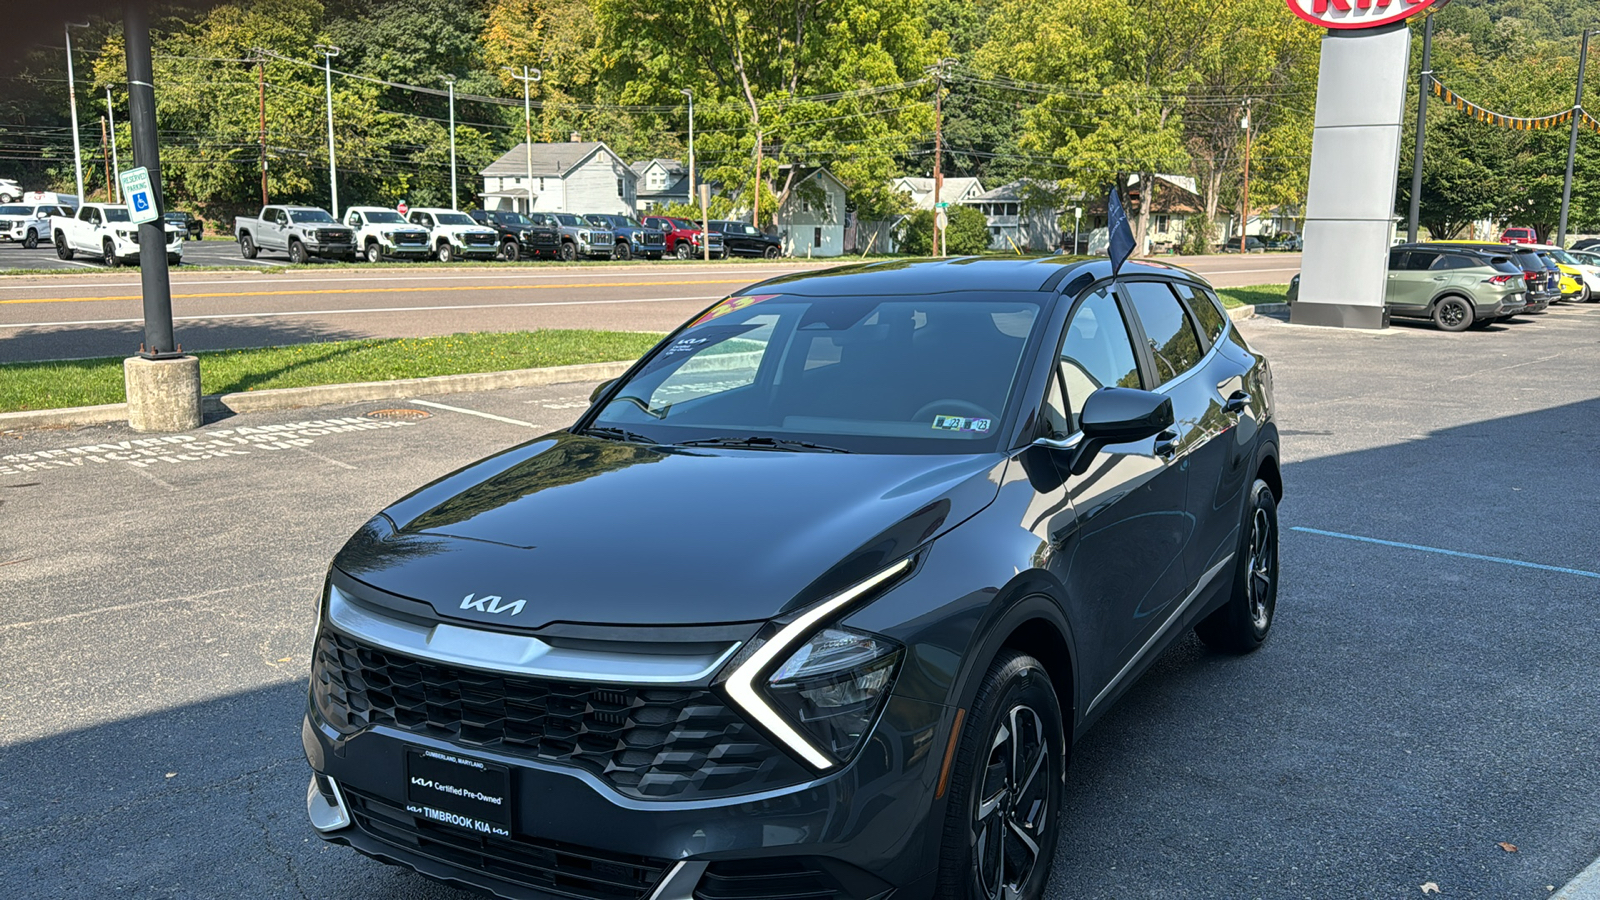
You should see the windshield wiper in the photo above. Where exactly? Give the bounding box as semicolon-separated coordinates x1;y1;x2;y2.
673;435;852;453
582;425;658;444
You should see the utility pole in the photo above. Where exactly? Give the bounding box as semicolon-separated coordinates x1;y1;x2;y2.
680;88;695;210
105;89;120;202
315;43;341;218
100;117;112;201
507;66;542;213
444;75;458;211
256;50;268;207
1559;29;1595;247
1239;99;1254;254
932;61;947;256
1407;11;1436;243
65;22;89;204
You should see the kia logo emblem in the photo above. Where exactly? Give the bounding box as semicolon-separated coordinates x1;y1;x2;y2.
1285;0;1437;30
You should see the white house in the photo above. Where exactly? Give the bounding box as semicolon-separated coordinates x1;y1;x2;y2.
775;166;848;258
963;180;1062;252
479;141;637;215
891;175;985;210
631;158;692;211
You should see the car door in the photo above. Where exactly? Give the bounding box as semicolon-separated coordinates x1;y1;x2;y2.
76;206;101;252
1031;284;1193;712
1385;249;1430;313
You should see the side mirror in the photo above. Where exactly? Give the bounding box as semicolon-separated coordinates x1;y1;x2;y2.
589;378;618;404
1063;388;1174;476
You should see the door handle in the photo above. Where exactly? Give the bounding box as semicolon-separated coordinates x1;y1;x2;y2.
1154;430;1179;460
1224;390;1250;414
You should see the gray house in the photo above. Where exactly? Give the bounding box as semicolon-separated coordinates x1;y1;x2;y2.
631;159;692;211
964;180;1063;252
479;141;637;215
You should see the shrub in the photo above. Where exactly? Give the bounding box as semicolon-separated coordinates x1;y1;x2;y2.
899;205;991;255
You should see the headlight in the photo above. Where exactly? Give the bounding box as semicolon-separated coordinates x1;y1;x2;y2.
723;558;910;770
520;230;531;240
578;230;590;241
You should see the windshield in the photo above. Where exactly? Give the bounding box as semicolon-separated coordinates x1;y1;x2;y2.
363;210;406;224
618;216;643;228
584;215;613;228
102;207;132;223
290;209;337;224
588;292;1045;454
555;214;583;226
1546;248;1579;265
670;218;697;230
495;212;531;227
0;206;26;217
434;212;474;225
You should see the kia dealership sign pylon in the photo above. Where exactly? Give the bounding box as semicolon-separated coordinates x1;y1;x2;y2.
1289;3;1420;329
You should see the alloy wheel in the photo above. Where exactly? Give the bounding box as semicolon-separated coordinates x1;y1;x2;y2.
1247;506;1274;631
1439;302;1466;328
973;705;1049;900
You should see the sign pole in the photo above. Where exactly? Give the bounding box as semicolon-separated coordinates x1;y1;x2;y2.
700;183;711;262
125;1;175;358
1407;12;1434;243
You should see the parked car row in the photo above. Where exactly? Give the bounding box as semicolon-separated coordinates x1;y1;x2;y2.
1286;238;1597;332
229;204;785;265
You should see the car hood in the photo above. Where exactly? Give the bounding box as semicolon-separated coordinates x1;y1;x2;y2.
334;432;1008;629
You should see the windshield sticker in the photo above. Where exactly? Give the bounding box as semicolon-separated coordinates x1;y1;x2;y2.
693;294;778;326
635;323;761;378
932;415;992;433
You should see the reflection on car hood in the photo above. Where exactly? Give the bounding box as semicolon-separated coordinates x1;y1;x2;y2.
335;432;1008;628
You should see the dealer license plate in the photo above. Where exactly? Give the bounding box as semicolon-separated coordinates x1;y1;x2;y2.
404;747;512;837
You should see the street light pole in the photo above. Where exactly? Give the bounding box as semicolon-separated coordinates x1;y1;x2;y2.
316;44;341;218
1558;29;1594;247
680;88;695;210
65;22;89;204
1408;11;1436;243
507;66;542;213
444;75;458;211
1239;99;1254;254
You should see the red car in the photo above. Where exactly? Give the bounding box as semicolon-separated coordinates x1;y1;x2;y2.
1500;226;1537;244
640;215;725;259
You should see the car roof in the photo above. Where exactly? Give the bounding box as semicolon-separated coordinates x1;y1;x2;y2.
1412;241;1535;253
347;206;404;212
738;256;1209;297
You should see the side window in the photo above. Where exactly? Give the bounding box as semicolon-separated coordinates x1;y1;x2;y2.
1043;288;1144;435
1432;254;1473;270
345;211;361;227
1174;283;1227;349
1388;250;1408;270
277;210;291;227
1124;281;1203;387
82;207;98;224
1405;250;1440;270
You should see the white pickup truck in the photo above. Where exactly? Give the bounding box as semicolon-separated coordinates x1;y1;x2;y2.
235;205;357;263
0;202;71;249
51;203;183;266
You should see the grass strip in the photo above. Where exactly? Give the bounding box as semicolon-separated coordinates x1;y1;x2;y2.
1215;284;1289;308
0;329;661;413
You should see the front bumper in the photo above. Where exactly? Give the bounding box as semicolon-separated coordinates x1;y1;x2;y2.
305;242;355;257
302;655;949;900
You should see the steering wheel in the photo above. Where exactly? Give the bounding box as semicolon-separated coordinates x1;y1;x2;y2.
912;399;995;423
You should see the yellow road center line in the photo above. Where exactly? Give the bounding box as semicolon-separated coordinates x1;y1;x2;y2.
0;278;753;306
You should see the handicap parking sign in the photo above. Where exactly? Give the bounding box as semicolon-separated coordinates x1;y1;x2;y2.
118;167;159;224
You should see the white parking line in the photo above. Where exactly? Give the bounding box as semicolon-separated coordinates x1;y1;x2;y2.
1553;854;1600;900
409;399;537;428
0;293;722;330
1291;526;1600;578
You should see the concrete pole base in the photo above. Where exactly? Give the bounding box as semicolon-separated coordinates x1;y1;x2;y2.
124;355;202;433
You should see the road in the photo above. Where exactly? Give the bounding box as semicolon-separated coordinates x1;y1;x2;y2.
1;302;1597;899
0;254;1301;362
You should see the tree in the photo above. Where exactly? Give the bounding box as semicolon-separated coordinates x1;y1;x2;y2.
899;204;988;255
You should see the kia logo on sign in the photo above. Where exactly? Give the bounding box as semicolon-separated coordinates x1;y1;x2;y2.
1285;0;1437;30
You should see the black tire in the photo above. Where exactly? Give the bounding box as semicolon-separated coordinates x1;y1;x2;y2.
1196;478;1279;653
763;245;780;259
168;255;181;266
0;193;14;203
240;234;258;259
1432;295;1472;332
23;230;39;250
287;240;308;265
614;241;632;261
103;239;119;268
500;240;521;262
675;242;692;260
437;242;454;263
559;241;577;262
935;650;1064;900
54;232;74;260
365;242;383;263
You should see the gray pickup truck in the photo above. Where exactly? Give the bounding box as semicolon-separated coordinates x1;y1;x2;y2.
550;213;614;261
235;205;356;263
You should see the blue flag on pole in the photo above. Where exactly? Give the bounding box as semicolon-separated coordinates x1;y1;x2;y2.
1107;186;1135;276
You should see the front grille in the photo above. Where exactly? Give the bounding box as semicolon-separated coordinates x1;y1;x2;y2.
641;234;664;246
529;232;559;247
343;785;669;900
313;632;806;799
318;229;351;243
465;233;496;246
394;233;427;246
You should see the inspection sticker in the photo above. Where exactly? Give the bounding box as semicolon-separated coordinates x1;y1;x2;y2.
932;415;992;433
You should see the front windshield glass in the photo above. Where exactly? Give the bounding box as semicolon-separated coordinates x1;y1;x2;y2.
556;214;582;226
1546;248;1579;265
584;215;613;227
618;216;643;228
495;212;531;227
290;209;337;224
363;210;406;224
435;212;474;225
0;206;26;216
589;292;1045;454
103;207;132;222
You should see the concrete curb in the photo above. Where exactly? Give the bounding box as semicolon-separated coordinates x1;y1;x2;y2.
1554;854;1600;900
0;359;634;433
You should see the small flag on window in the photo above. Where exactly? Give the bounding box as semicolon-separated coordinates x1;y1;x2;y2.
1108;187;1135;276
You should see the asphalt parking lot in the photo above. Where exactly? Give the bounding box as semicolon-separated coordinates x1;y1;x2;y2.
2;304;1597;899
